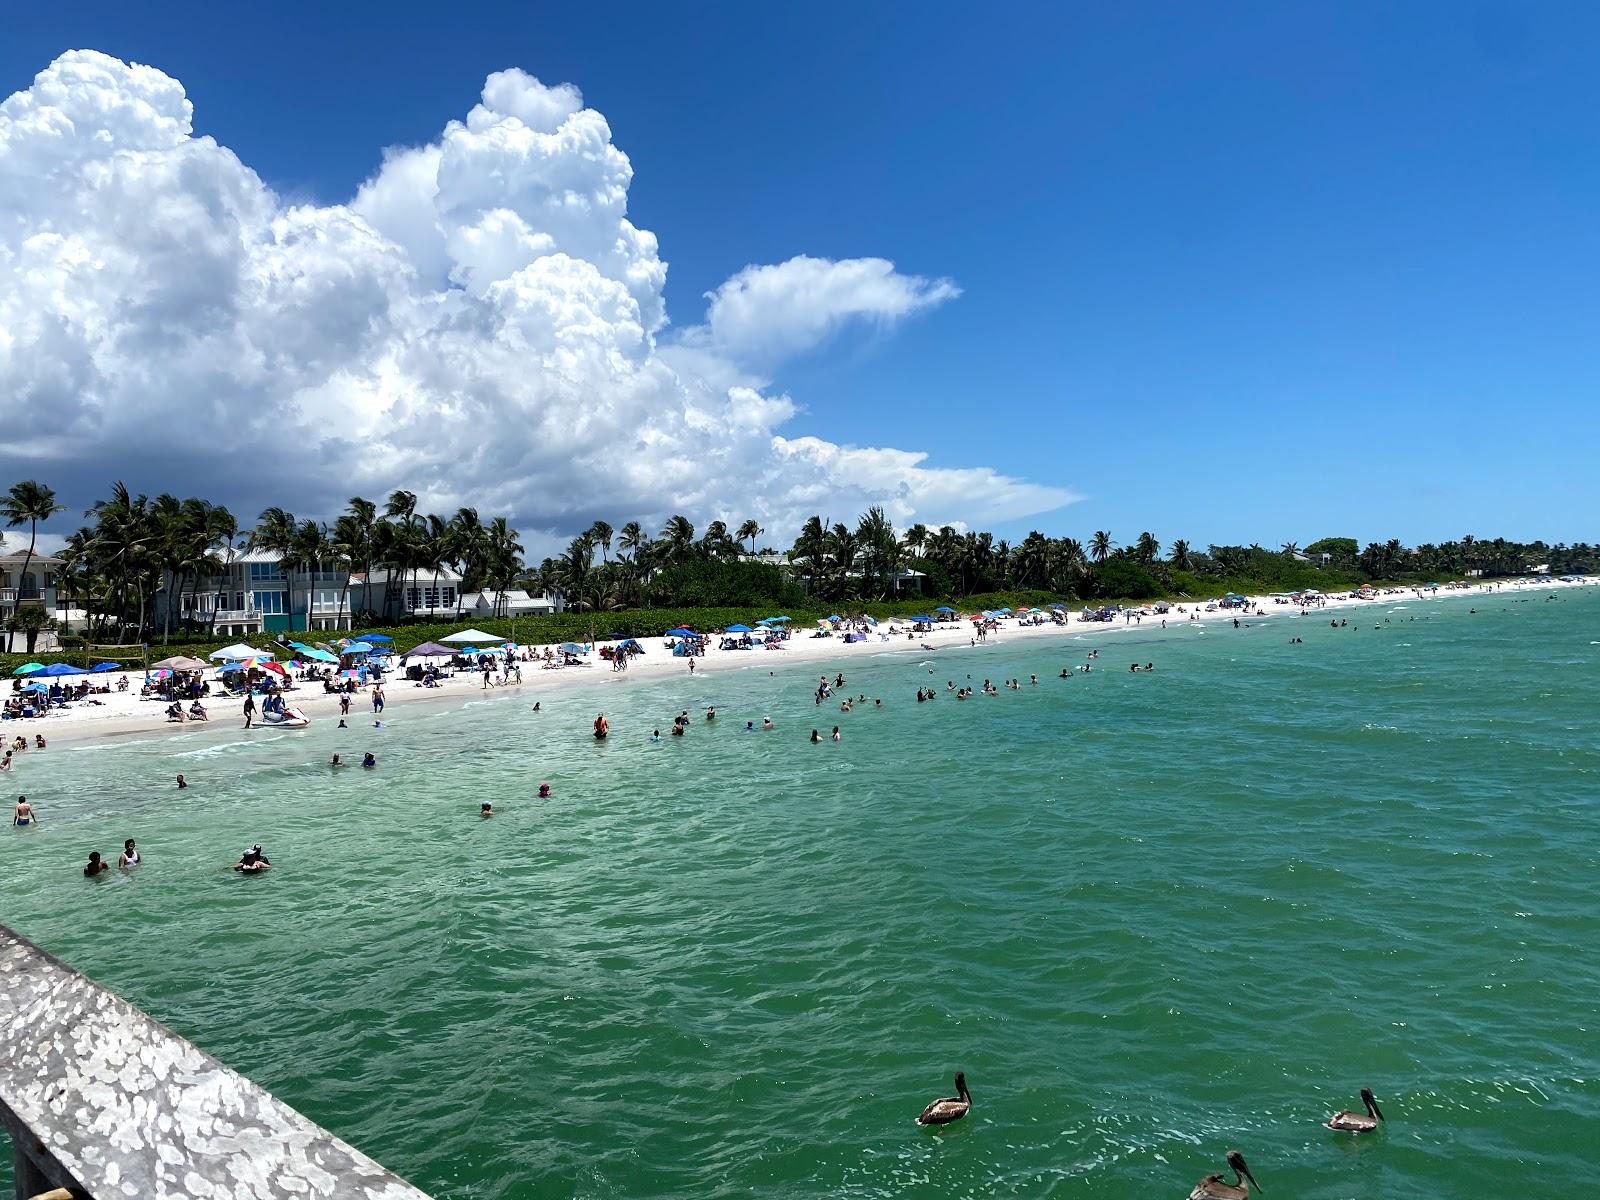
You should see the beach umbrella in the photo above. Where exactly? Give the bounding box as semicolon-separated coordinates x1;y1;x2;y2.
665;627;694;637
1049;603;1066;610
724;624;754;633
89;662;121;672
298;647;339;663
343;641;375;655
910;614;934;623
824;614;842;622
152;655;206;671
441;628;504;644
355;633;393;643
558;642;587;654
21;681;48;692
761;615;792;623
37;663;87;676
933;605;956;614
209;643;269;661
12;663;44;676
398;641;457;658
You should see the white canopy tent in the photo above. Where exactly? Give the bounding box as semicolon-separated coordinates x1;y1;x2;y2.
440;629;506;645
209;644;273;661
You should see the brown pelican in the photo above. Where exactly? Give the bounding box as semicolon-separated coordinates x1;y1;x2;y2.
1188;1150;1262;1199
915;1072;971;1126
1325;1087;1384;1132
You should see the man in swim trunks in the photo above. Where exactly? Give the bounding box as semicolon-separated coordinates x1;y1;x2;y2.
13;796;34;825
85;851;109;876
594;713;609;739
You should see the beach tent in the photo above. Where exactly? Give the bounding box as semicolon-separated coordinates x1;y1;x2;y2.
665;627;695;637
441;628;504;644
209;643;269;661
1049;603;1066;610
909;615;934;623
724;624;754;633
11;663;44;676
615;639;644;653
37;663;87;676
399;641;457;658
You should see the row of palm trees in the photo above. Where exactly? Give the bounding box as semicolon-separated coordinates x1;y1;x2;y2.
535;516;768;610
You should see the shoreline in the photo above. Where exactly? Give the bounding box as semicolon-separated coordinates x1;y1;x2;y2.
13;577;1590;754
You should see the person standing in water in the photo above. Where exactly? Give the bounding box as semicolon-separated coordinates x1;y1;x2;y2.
243;694;256;729
13;796;35;826
118;839;141;867
593;713;609;740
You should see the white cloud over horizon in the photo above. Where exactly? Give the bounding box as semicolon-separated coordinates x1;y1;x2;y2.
0;52;1074;546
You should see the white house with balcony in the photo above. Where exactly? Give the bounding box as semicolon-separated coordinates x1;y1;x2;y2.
0;551;63;626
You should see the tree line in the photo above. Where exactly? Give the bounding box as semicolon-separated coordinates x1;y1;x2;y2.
3;477;1595;650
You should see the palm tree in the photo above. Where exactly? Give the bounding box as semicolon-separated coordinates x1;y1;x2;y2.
1134;531;1160;563
790;515;828;593
290;518;330;631
1168;539;1193;571
1090;530;1114;563
249;507;298;631
901;523;928;560
1;480;66;652
736;519;763;556
659;515;696;564
700;520;735;560
1280;541;1300;558
383;489;422;618
588;520;614;564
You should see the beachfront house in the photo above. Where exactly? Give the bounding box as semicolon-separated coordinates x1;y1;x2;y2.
458;588;563;617
152;552;477;634
0;550;63;628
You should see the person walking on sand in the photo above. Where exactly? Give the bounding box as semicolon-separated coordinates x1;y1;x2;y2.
372;684;385;714
243;694;256;729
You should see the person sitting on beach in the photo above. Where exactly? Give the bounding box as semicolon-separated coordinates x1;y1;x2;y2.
13;796;34;826
166;702;186;722
234;845;272;872
362;753;376;768
84;851;110;877
119;839;140;867
481;802;493;818
188;701;208;721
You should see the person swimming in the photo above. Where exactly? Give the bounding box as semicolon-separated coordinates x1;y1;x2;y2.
362;753;376;768
330;754;345;767
705;706;716;721
831;726;841;742
538;782;551;798
337;718;348;728
84;851;109;877
745;720;755;732
481;802;493;818
761;717;775;730
119;839;140;867
650;729;661;743
234;844;272;872
176;774;188;789
810;729;822;743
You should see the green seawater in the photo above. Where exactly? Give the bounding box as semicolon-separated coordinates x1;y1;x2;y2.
2;588;1597;1198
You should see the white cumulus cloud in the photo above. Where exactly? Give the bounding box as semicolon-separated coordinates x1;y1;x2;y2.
0;51;1071;546
693;254;961;367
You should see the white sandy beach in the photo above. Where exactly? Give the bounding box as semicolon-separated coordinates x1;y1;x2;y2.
7;577;1589;751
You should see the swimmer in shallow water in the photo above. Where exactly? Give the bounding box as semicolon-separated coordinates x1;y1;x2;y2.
810;729;822;743
650;730;661;743
233;845;272;872
481;802;493;818
538;782;551;798
13;796;34;826
84;851;109;876
831;726;841;742
362;753;376;768
119;839;140;867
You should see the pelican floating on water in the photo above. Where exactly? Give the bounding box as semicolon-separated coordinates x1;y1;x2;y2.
1325;1087;1384;1132
915;1072;971;1126
1188;1150;1261;1199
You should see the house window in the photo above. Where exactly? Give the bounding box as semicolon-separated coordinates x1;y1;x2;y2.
253;590;285;615
249;562;283;582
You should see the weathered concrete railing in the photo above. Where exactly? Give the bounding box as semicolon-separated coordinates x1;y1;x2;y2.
0;925;433;1200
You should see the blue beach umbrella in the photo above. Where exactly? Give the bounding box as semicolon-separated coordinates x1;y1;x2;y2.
37;663;86;676
343;642;375;655
724;624;754;633
355;633;393;643
21;681;48;693
933;605;956;614
910;615;934;623
89;662;120;672
761;615;792;623
665;627;694;637
824;615;842;622
558;642;587;654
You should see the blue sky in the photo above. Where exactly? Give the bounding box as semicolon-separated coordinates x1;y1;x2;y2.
4;2;1598;551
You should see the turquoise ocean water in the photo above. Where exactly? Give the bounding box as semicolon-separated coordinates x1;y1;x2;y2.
2;588;1597;1198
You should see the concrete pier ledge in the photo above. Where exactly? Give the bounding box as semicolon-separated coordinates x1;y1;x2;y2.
0;924;433;1199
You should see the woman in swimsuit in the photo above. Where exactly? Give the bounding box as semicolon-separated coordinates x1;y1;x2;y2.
119;839;140;867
